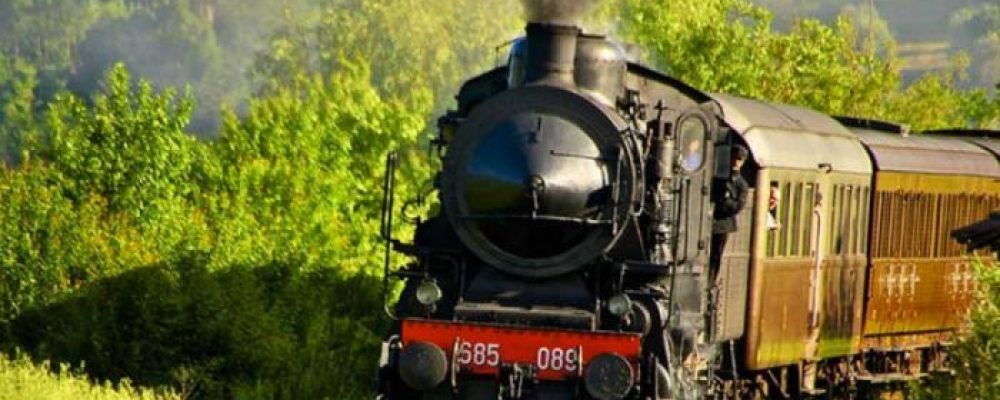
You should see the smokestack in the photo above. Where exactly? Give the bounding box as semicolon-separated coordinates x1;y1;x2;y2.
524;23;580;86
517;1;602;86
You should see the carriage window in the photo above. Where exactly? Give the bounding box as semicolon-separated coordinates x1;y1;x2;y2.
841;185;852;255
779;181;792;257
790;182;803;256
885;191;903;257
845;185;852;254
860;187;869;255
854;186;864;255
803;183;815;255
766;180;780;257
838;185;850;255
845;186;855;255
880;191;888;258
829;185;841;253
927;193;936;257
767;181;780;229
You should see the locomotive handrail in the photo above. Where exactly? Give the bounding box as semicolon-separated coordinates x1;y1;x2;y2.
380;152;398;242
381;152;399;320
548;149;616;161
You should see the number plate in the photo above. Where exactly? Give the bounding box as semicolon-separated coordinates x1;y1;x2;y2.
400;319;641;380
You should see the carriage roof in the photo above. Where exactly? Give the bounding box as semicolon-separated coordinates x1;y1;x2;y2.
709;93;872;174
845;124;1000;178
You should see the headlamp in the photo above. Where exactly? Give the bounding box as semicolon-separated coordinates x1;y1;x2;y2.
415;280;443;306
584;353;634;400
607;293;632;317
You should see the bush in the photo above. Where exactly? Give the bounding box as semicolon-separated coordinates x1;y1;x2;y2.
914;259;1000;399
9;260;388;400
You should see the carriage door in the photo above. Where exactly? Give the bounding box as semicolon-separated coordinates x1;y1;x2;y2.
806;171;830;356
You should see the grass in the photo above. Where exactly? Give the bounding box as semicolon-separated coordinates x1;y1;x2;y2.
0;352;178;400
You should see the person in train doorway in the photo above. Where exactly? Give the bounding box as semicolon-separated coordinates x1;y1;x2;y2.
709;144;750;277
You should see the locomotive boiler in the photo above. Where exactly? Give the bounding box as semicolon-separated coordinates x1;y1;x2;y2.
374;10;1000;400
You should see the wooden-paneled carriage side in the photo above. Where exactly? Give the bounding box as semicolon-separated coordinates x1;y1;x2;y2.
706;105;1000;396
842;120;1000;386
709;95;875;396
948;130;1000;256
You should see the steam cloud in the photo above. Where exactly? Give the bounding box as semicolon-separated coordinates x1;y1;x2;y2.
520;0;602;25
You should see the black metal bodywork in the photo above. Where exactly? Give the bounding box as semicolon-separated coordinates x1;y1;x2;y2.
378;22;729;400
954;212;1000;254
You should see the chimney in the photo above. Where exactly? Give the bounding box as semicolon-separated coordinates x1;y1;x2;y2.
523;23;580;86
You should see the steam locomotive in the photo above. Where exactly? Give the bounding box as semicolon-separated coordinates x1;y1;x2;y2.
374;19;1000;400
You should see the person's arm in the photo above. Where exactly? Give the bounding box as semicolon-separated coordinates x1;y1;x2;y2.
734;177;749;212
717;177;748;215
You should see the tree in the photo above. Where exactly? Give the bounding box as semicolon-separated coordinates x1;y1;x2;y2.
839;1;895;54
207;55;431;272
952;4;1000;93
69;0;225;133
0;56;40;166
48;64;199;219
612;0;997;130
252;0;522;113
0;0;126;74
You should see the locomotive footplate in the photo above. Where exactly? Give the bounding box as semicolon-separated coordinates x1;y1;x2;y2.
400;318;642;383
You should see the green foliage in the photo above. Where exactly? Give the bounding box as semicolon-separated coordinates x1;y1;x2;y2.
71;2;223;94
11;261;386;400
615;0;895;115
914;260;1000;399
0;352;177;400
952;3;1000;97
962;88;1000;129
49;64;199;217
0;164;146;326
0;55;41;164
838;1;894;53
2;57;426;399
2;2;999;400
68;0;291;133
614;0;999;130
253;0;521;111
206;57;431;273
0;0;297;135
0;0;127;74
1;66;202;327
